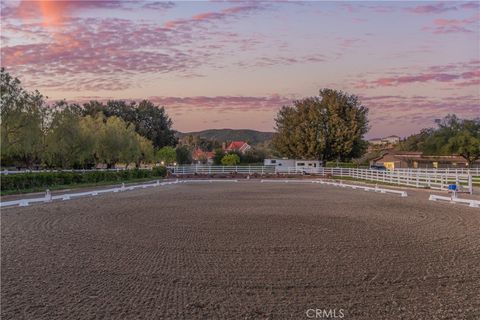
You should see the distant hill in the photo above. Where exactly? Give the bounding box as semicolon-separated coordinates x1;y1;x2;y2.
177;129;274;145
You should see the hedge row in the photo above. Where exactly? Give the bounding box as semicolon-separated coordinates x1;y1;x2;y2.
1;167;167;192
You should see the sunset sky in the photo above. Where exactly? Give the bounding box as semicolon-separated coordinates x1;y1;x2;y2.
1;0;479;138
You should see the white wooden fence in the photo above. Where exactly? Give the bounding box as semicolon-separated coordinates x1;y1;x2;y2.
168;165;477;193
1;166;477;193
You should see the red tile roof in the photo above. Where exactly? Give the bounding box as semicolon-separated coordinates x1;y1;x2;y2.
226;141;247;150
192;148;214;160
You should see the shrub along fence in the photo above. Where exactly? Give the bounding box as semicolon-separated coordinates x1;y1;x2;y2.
1;167;167;193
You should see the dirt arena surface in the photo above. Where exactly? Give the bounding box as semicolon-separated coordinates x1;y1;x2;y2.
2;181;480;319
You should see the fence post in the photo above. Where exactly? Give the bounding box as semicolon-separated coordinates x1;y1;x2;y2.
44;189;52;203
468;174;473;194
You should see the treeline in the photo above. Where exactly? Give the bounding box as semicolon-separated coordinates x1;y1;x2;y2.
396;115;480;165
1;68;176;169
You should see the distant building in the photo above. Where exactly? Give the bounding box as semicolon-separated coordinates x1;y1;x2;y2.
369;138;384;146
225;141;252;154
383;135;400;145
369;135;400;146
192;148;215;164
371;151;480;169
264;158;322;172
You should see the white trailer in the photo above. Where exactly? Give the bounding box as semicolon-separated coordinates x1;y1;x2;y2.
264;159;322;172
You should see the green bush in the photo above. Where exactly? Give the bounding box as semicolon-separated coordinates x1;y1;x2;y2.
152;166;167;177
0;167;167;192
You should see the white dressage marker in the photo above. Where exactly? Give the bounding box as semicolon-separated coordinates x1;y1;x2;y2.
260;179;408;197
429;195;479;208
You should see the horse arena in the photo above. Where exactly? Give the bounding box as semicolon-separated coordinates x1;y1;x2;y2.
2;180;480;319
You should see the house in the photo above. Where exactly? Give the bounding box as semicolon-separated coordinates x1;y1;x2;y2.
383;135;400;145
192;148;215;164
264;158;322;172
369;135;400;146
225;141;252;154
371;151;479;169
369;138;385;146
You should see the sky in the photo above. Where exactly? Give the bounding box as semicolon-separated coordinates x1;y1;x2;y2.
1;0;479;138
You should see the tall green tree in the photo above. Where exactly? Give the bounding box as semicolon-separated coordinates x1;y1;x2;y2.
423;115;480;166
1;68;47;168
396;128;434;152
273;89;369;161
82;99;177;149
213;148;225;165
79;115;104;167
97;116;138;168
45;103;95;168
135;100;177;148
133;134;154;168
397;115;480;166
175;146;192;165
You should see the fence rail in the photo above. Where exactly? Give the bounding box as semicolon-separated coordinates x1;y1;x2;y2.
2;166;479;175
168;165;476;193
1;165;477;193
0;168;149;174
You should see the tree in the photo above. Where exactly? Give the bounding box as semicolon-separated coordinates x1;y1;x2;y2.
396;128;434;152
445;128;480;166
241;149;266;164
82;99;177;149
273;89;369;161
156;146;176;165
213;148;225;165
97;116;138;168
221;153;240;166
45;103;95;168
175;146;192;164
133;134;154;168
398;115;480;166
423;115;480;166
78;115;104;167
135;100;177;148
1;68;47;168
1;69;164;169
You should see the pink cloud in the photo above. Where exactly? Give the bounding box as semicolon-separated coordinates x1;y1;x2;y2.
164;4;265;29
406;1;478;16
1;0;130;25
406;3;458;14
236;54;326;68
360;94;479;137
461;2;480;10
1;12;268;91
423;15;479;34
147;95;293;112
355;63;480;88
340;3;396;14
